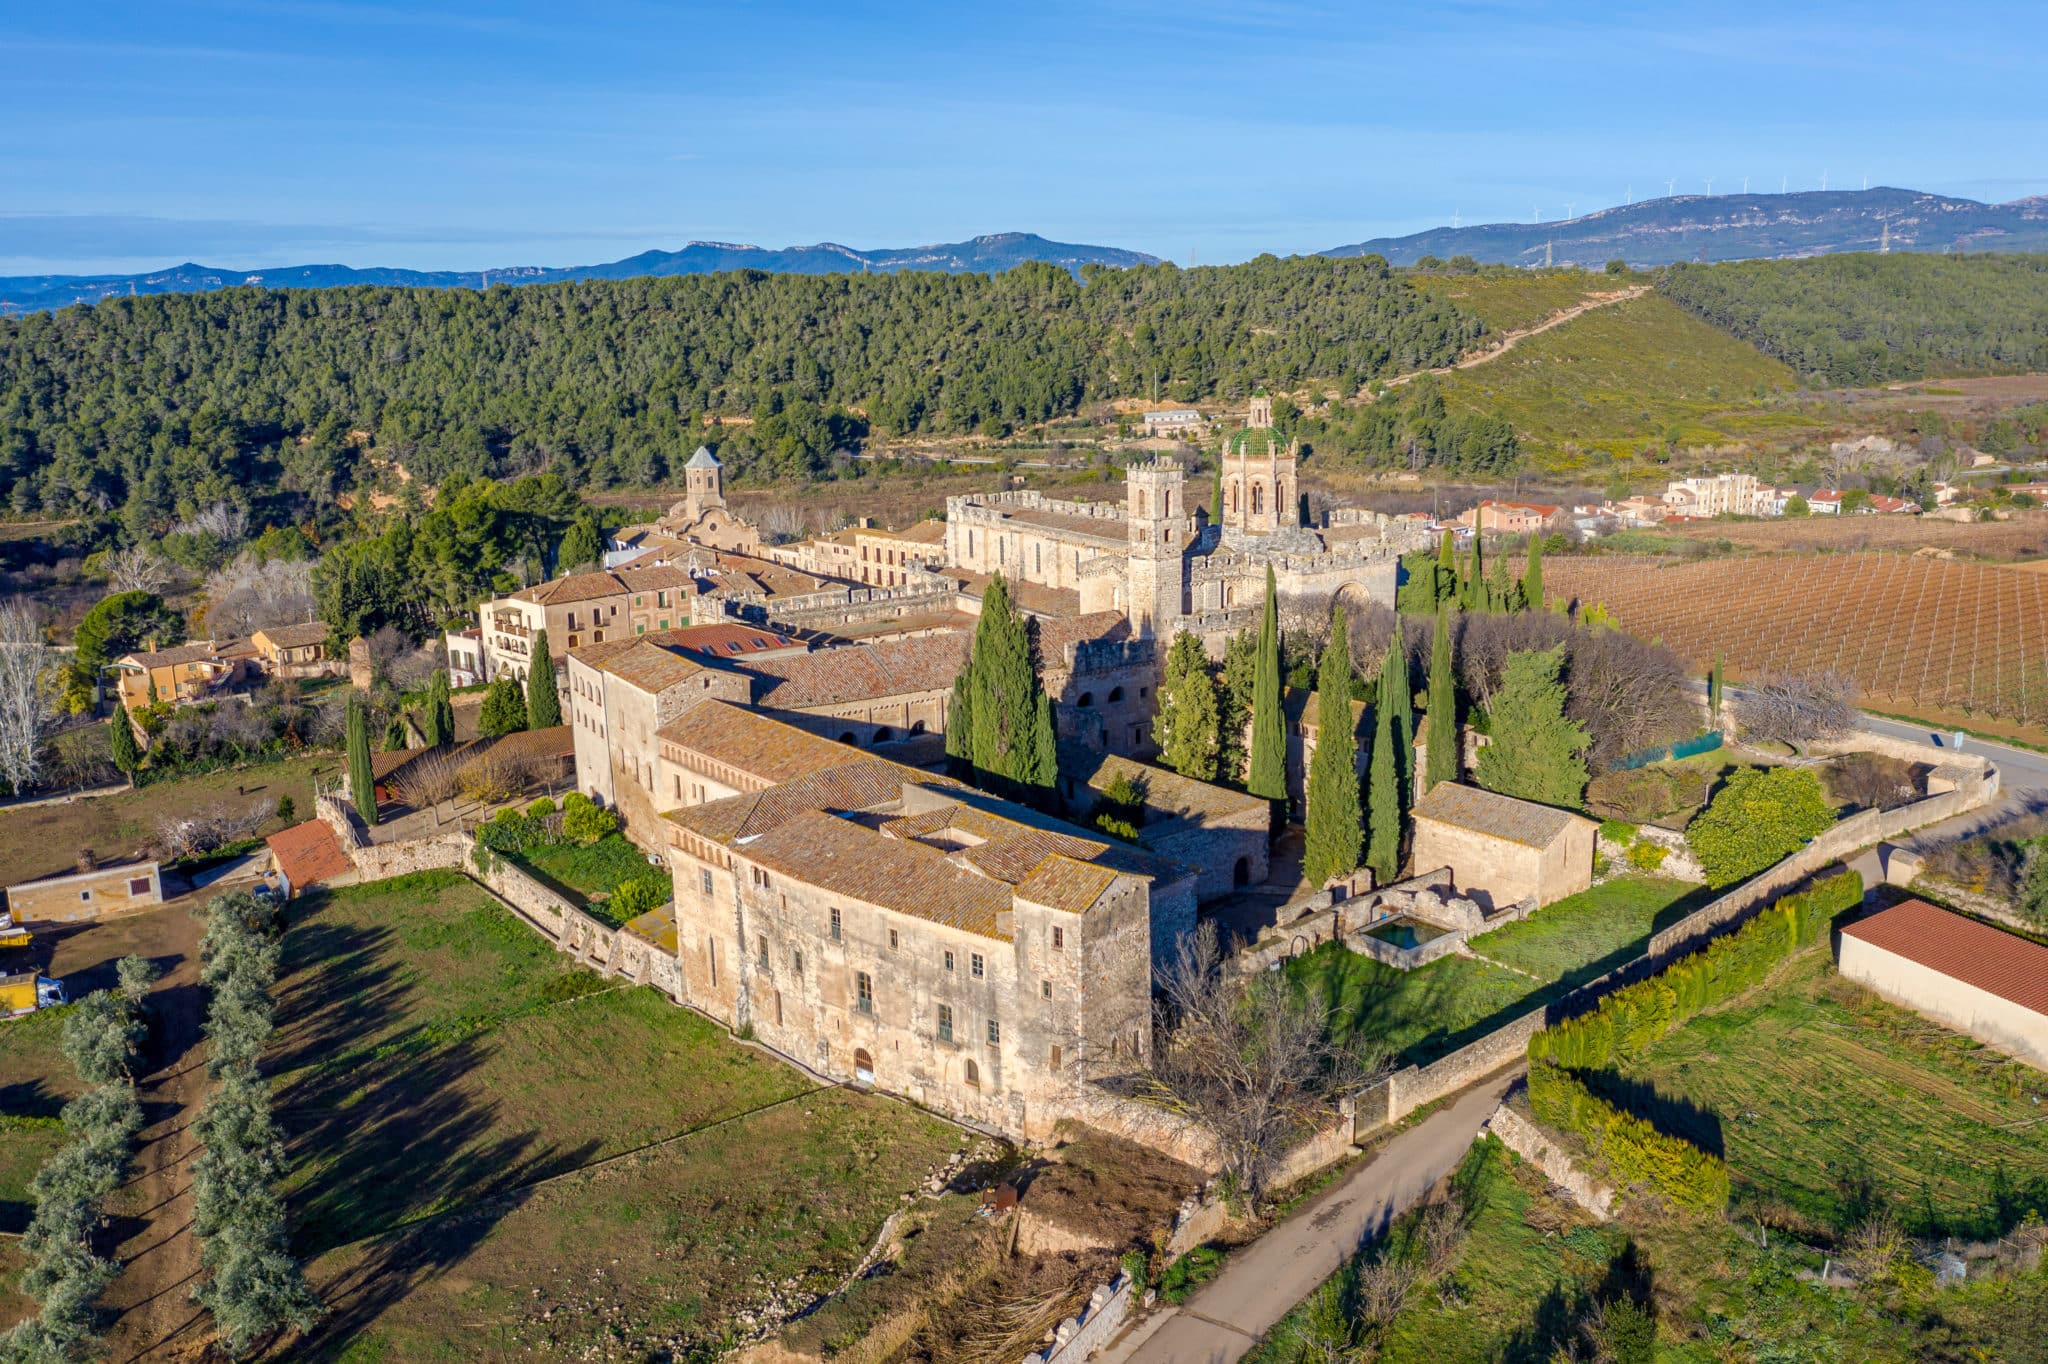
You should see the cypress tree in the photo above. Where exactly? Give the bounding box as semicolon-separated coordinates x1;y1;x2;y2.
1464;536;1486;611
1386;624;1415;794
109;700;141;784
1489;551;1515;613
1303;608;1362;886
1425;604;1458;792
1709;653;1724;720
1475;645;1590;809
1217;628;1256;787
1523;533;1545;610
1367;667;1401;886
945;671;974;767
1158;631;1220;781
345;694;378;826
1247;566;1287;805
1436;529;1457;604
423;669;454;747
959;575;1055;796
527;629;562;728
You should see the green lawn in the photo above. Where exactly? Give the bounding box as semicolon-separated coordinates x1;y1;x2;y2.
1472;876;1713;989
1287;877;1708;1066
507;833;664;928
1616;950;2048;1240
0;1002;88;1238
273;869;960;1360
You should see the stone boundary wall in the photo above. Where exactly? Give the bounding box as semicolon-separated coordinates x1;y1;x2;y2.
1484;1102;1613;1218
0;780;130;815
1022;1273;1133;1364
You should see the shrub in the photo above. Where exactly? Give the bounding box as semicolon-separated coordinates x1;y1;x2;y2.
560;791;618;844
1685;766;1835;887
526;796;558;818
1157;1245;1226;1304
608;876;670;918
1598;818;1638;844
1626;840;1668;872
1527;1063;1729;1214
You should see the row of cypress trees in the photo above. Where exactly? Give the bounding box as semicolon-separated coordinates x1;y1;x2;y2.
0;959;158;1362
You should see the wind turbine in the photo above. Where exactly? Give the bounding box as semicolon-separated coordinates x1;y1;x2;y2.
1625;184;1633;204
1452;209;1460;228
1666;178;1676;197
1821;170;1829;190
1742;176;1750;193
1564;200;1576;219
1781;174;1788;193
1863;172;1870;190
1705;177;1713;195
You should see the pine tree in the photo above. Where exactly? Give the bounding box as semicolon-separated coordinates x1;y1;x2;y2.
1475;644;1591;809
557;516;603;572
108;700;141;784
345;693;377;826
527;629;561;728
1157;632;1220;780
1435;529;1458;604
1367;670;1401;886
1523;533;1545;610
423;669;453;747
1424;604;1458;792
1302;608;1362;885
1217;628;1256;787
1248;566;1287;804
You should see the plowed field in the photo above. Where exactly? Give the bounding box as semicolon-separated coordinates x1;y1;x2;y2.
1546;552;2048;724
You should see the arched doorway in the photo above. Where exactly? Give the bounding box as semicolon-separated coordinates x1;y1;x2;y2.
854;1048;875;1085
838;732;858;744
1233;856;1251;888
871;727;895;745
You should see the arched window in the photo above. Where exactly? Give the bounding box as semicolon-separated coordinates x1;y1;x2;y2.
1107;687;1124;703
871;727;895;745
1077;692;1095;708
1252;484;1264;515
838;732;858;744
963;1058;980;1088
909;720;927;735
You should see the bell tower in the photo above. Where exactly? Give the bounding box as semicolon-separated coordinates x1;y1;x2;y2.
1222;393;1298;538
683;445;725;521
1124;458;1187;640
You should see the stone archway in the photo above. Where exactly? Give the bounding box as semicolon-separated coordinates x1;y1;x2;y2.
853;1048;875;1084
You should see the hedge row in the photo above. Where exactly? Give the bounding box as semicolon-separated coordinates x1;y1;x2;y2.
1528;871;1861;1070
1527;1062;1731;1214
0;960;157;1361
192;891;323;1359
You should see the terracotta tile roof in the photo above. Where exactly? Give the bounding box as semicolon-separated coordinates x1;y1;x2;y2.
617;565;695;593
1032;612;1132;664
599;640;708;693
986;504;1129;544
941;569;1082;619
743;810;1016;937
568;634;646;670
266;819;352;891
887;519;948;545
1059;746;1266;822
1412;782;1585;848
663;623;805;660
659;701;865;786
1014;854;1119;913
1282;687;1369;742
118;641;234;668
1841;899;2048;1015
737;634;970;709
521;570;630;606
668;756;921;843
254;621;329;649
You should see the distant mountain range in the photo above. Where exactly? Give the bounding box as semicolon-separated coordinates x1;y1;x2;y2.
0;232;1161;314
1323;188;2048;267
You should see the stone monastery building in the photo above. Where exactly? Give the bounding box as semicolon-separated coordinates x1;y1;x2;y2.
944;395;1431;651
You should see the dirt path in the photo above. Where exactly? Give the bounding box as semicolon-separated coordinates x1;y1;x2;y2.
1370;285;1650;396
94;906;213;1362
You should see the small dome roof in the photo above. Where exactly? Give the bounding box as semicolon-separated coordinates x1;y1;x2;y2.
1224;426;1288;458
685;445;720;470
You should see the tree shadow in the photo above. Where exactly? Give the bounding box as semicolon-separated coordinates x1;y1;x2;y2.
1581;1071;1726;1159
1501;1239;1656;1364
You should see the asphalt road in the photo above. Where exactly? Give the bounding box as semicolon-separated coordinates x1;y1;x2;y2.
1107;1071;1520;1364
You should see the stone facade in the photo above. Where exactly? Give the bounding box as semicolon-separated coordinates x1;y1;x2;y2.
1409;784;1597;910
1485;1102;1615;1218
1053;748;1270;903
4;860;163;923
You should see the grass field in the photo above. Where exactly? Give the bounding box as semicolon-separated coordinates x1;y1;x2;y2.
273;870;962;1359
0;753;338;887
1434;293;1801;467
1289;875;1703;1065
507;833;663;928
1406;270;1619;334
0;1002;86;1239
1617;949;2048;1240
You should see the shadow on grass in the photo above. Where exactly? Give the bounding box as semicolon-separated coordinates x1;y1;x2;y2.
1582;1072;1726;1159
1500;1240;1655;1364
265;889;603;1359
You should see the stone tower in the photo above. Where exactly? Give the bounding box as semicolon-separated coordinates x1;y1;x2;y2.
1124;458;1187;640
683;445;725;521
1221;394;1298;538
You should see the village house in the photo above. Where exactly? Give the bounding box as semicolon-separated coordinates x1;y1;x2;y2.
664;751;1195;1137
4;856;163;924
108;641;249;708
1837;899;2048;1070
249;621;337;678
1140;408;1204;437
465;563;698;690
1408;783;1596;909
1661;472;1768;518
1460;500;1563;535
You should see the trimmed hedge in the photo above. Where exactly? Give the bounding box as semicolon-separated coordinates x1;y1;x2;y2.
1527;1063;1730;1214
1529;870;1862;1071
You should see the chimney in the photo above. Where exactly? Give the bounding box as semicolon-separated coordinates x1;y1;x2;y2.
77;848;98;873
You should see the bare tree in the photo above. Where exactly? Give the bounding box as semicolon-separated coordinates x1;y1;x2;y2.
203;551;317;637
1562;627;1699;766
1739;671;1855;750
155;800;270;860
389;748;463;818
0;598;59;794
173;501;250;544
1140;923;1388;1201
101;544;175;595
757;504;807;544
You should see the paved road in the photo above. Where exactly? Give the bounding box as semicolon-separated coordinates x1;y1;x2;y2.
1108;1070;1520;1364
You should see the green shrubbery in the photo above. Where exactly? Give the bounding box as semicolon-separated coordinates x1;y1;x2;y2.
191;891;322;1357
560;791;619;844
1686;767;1835;887
1527;1063;1730;1214
1626;840;1668;872
1;959;156;1360
1529;871;1860;1071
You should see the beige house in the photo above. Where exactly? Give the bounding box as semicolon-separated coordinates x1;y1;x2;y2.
109;642;247;708
249;621;336;677
5;858;163;923
1409;783;1596;909
1837;899;2048;1070
664;753;1194;1137
475;564;698;689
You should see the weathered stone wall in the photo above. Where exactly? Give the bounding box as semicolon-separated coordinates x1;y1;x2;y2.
1022;1273;1133;1364
1484;1102;1614;1218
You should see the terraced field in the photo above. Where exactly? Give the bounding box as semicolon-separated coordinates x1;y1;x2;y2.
1546;552;2048;724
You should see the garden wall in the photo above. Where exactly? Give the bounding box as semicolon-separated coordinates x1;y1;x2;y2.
1022;1274;1133;1364
1484;1102;1613;1218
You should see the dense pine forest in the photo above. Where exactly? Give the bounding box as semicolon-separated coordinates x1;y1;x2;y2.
0;256;1480;527
1658;253;2048;385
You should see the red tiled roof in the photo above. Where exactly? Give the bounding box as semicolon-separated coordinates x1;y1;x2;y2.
266;820;352;891
1840;899;2048;1015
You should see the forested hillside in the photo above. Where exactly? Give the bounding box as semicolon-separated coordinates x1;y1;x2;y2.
0;257;1478;527
1658;253;2048;385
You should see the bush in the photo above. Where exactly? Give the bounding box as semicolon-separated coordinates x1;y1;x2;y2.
1685;767;1835;887
560;791;618;844
1527;1063;1729;1214
525;796;557;818
1157;1245;1226;1304
1626;840;1668;872
608;876;670;918
1529;871;1861;1070
1598;818;1638;844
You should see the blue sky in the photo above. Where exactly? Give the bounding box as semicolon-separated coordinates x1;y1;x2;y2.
5;1;2046;274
